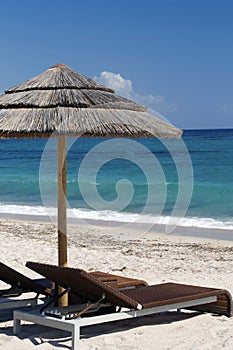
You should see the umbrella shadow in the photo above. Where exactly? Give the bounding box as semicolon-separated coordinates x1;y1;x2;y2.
0;310;201;349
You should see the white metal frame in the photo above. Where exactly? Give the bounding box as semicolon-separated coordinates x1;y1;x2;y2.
13;296;217;350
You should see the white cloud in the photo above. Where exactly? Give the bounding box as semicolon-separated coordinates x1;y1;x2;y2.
134;93;165;106
93;71;177;114
93;71;133;99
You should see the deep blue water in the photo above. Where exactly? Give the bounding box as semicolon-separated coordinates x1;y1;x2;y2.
0;129;232;230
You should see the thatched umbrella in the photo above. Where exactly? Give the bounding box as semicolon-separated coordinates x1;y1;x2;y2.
0;63;182;305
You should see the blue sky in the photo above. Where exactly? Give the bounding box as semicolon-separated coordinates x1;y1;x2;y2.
0;0;233;129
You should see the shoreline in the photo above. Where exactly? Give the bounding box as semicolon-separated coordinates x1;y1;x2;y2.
1;212;233;242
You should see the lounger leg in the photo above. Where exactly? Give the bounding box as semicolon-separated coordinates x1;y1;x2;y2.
72;324;80;350
13;317;21;335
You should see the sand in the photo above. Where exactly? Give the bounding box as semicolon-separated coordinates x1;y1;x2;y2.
0;217;232;349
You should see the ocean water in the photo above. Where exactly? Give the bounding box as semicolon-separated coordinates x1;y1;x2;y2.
0;129;233;231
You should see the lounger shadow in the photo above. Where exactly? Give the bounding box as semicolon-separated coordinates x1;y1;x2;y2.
12;262;232;350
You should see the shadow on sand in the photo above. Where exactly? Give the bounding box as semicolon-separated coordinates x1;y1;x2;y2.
0;310;201;349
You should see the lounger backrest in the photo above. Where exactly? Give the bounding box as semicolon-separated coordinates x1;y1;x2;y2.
26;262;140;309
0;262;50;296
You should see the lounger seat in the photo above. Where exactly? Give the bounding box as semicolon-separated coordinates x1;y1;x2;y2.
13;262;231;350
122;283;232;312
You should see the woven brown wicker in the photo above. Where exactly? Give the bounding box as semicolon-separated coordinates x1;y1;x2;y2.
26;262;232;317
0;262;52;297
90;271;147;288
69;271;147;305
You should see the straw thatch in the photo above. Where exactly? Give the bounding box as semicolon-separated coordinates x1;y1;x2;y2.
0;63;182;138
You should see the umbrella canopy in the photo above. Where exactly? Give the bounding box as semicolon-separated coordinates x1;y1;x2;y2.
0;64;182;305
0;63;182;138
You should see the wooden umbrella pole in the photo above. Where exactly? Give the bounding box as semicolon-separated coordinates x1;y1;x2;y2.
57;135;68;306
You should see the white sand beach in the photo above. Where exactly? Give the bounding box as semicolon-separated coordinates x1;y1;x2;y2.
0;218;232;350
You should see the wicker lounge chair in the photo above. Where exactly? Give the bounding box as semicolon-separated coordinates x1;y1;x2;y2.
13;262;232;350
0;262;52;311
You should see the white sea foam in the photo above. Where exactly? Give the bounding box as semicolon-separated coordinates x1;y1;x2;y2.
0;203;233;231
70;209;233;230
0;204;56;216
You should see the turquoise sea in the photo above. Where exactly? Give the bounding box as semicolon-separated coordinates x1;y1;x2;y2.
0;129;233;232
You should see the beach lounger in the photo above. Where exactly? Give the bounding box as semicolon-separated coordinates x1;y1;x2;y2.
13;262;232;350
0;262;52;311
